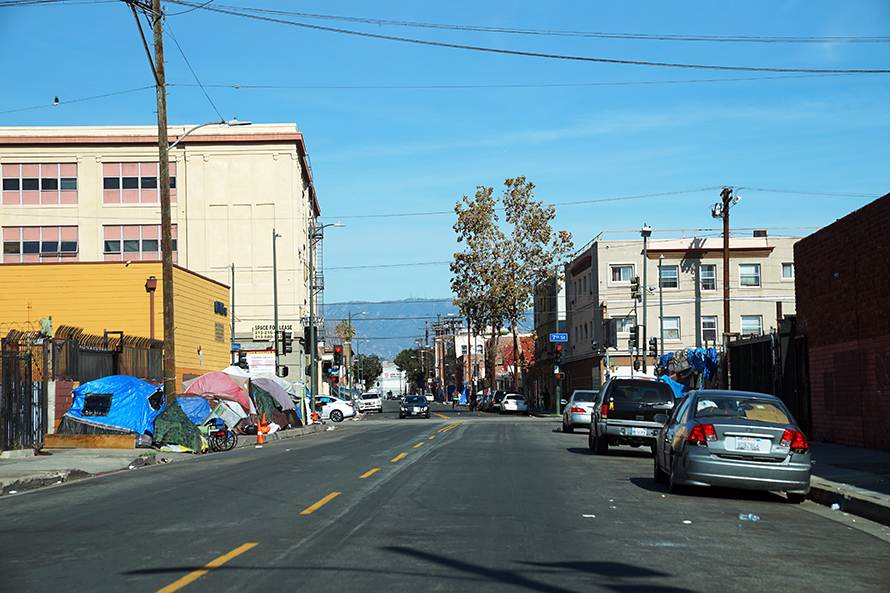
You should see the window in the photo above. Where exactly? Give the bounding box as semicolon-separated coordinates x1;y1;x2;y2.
616;317;636;333
741;315;762;336
660;265;679;289
782;263;795;279
661;317;680;340
2;226;78;263
739;264;761;287
610;264;633;283
461;345;468;355
103;225;176;262
701;264;716;291
476;345;483;355
702;316;718;342
1;163;78;205
102;162;176;205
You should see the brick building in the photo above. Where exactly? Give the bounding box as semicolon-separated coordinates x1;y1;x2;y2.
794;191;890;451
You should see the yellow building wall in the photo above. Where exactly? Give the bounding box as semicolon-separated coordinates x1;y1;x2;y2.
0;261;229;390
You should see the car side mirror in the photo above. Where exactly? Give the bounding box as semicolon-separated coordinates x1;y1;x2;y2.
654;414;668;424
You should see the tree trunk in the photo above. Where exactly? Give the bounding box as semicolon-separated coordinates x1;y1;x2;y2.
512;322;520;392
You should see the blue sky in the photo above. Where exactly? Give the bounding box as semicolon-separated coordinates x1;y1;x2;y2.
1;1;888;307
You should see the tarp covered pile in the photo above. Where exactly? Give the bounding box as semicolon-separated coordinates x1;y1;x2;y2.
654;348;721;397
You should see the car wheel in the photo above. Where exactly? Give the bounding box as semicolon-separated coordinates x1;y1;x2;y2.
653;454;669;484
668;454;686;495
426;412;431;418
564;420;574;434
330;410;344;423
786;492;807;504
399;413;405;419
595;432;608;455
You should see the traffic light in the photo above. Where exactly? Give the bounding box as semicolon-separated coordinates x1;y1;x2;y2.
334;345;343;366
628;325;638;349
648;336;658;358
331;376;339;385
630;276;641;300
555;344;564;364
237;351;248;370
282;331;293;354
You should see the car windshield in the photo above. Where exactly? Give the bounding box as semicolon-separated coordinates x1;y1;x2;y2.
694;395;792;424
572;391;597;402
404;396;426;404
607;380;673;403
361;394;377;400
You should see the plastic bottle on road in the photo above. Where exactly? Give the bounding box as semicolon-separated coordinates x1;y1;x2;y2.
738;513;760;521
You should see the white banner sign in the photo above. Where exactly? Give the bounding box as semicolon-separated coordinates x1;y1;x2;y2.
247;351;276;374
252;323;293;341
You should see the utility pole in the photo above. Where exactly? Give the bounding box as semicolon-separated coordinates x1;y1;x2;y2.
712;187;738;337
150;0;176;405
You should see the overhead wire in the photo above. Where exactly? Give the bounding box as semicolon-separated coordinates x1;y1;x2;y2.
161;1;890;74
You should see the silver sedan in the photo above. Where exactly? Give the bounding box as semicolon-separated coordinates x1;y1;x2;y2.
561;389;598;433
653;390;811;502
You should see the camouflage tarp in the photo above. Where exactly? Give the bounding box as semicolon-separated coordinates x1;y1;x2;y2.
153;400;206;453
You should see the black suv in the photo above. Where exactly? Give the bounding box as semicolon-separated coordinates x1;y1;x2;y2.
588;377;675;455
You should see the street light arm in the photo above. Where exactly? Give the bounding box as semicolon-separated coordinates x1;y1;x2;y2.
167;119;252;152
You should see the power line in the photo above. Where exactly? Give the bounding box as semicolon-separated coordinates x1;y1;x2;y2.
163;2;890;44
163;1;890;74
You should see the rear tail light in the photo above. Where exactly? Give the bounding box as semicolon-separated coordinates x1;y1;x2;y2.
780;429;808;452
687;423;717;446
600;404;609;417
571;406;586;414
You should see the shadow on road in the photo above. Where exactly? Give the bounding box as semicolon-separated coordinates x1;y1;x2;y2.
385;546;696;593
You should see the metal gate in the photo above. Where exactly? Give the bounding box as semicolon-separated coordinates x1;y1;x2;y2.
727;318;811;437
1;352;46;451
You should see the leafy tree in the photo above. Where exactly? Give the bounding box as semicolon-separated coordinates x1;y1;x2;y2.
452;176;573;390
352;353;383;392
394;348;424;392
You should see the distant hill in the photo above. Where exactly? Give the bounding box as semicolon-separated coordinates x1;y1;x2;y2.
322;299;459;361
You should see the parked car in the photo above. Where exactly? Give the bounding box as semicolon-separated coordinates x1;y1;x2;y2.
490;390;507;412
400;394;431;419
315;395;356;423
358;392;384;413
561;389;598;433
588;377;674;455
499;393;528;415
653;390;811;502
424;393;434;403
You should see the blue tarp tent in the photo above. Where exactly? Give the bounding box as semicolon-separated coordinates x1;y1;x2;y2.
63;375;165;435
177;396;211;425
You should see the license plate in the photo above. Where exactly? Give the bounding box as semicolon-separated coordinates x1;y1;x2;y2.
734;437;766;452
631;428;648;436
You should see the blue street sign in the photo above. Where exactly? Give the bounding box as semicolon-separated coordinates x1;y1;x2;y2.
231;343;241;351
549;333;568;342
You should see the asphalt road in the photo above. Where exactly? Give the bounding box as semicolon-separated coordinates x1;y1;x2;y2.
1;401;889;593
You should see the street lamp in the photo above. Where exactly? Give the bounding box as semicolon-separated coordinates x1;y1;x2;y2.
157;117;252;404
272;228;282;374
640;224;652;373
308;221;344;413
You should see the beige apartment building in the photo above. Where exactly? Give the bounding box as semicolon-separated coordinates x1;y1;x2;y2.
562;231;799;391
0;124;320;384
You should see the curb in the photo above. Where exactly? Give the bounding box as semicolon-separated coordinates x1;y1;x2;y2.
808;477;890;526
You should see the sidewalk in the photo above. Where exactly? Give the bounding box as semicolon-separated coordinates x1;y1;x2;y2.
0;422;329;496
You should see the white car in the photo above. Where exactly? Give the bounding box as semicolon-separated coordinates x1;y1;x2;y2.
424;393;434;403
561;389;598;433
358;392;384;413
316;395;356;422
499;393;529;415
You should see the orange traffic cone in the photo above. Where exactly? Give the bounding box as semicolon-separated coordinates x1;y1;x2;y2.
256;413;267;445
